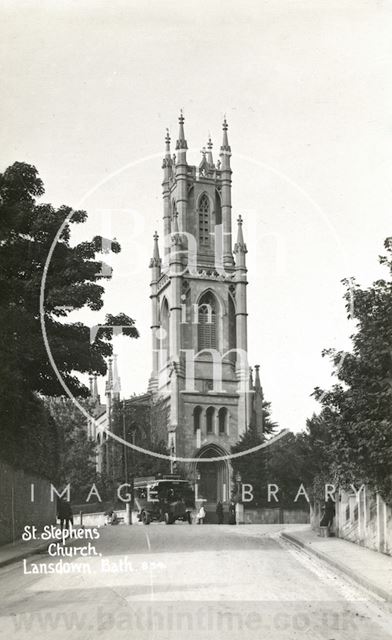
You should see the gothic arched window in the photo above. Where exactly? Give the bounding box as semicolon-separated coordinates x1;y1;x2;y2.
206;407;215;434
198;193;210;246
160;297;170;359
218;408;228;435
193;406;202;434
198;292;217;350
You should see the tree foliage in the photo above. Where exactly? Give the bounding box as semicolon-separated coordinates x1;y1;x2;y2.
45;397;100;502
311;237;392;501
111;398;170;482
0;162;138;474
231;400;280;505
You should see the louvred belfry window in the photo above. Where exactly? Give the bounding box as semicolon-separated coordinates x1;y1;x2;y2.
198;194;210;246
198;292;217;350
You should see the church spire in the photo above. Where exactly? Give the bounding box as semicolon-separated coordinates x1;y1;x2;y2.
253;364;264;435
106;357;113;393
113;354;121;396
175;110;188;151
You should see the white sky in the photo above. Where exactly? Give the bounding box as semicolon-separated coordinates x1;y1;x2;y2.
1;0;391;431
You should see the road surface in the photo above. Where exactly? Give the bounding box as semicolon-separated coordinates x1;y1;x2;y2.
0;523;391;639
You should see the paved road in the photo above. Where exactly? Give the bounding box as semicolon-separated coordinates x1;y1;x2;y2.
1;523;391;639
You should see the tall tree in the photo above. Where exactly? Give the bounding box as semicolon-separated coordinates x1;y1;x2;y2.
111;398;170;483
231;400;278;504
0;162;138;473
45;397;98;502
313;237;392;500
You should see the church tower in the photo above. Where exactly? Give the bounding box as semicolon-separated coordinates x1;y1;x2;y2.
148;113;254;503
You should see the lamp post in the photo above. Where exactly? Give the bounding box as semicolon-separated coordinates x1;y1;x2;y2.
235;470;244;525
122;401;136;526
122;402;128;485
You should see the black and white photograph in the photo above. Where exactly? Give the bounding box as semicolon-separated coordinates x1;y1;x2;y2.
1;1;392;638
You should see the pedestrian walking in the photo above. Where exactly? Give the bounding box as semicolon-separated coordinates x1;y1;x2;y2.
320;496;335;532
197;505;206;524
228;500;236;525
57;499;73;531
325;497;335;526
216;500;224;524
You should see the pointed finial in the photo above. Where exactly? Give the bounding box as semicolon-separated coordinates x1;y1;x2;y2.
93;374;99;401
171;209;183;248
207;135;214;166
149;231;161;268
165;128;171;152
162;128;172;170
113;354;121;394
108;357;113;386
234;214;247;254
176;109;188;150
254;364;261;390
220;115;231;157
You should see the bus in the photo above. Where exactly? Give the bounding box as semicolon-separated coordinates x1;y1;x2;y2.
133;475;195;525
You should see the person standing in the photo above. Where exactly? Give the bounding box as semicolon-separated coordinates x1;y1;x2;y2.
57;499;73;531
197;505;206;524
216;500;224;524
228;500;236;525
324;497;335;528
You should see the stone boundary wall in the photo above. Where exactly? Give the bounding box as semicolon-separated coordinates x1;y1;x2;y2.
244;507;310;525
0;460;56;545
311;488;392;556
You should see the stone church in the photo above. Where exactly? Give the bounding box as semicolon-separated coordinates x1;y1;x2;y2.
92;114;265;504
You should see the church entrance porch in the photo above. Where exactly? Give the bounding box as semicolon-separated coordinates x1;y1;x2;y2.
194;444;231;508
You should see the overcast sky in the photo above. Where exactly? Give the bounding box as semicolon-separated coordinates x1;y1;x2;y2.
1;0;391;431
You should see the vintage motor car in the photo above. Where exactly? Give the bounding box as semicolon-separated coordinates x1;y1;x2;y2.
133;475;195;524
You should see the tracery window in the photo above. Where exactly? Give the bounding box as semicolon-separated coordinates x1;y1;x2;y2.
198;194;210;246
198;292;217;350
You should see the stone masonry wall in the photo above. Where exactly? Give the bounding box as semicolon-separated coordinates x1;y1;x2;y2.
311;487;392;556
0;461;56;545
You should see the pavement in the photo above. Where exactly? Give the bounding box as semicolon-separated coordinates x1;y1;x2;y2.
281;527;392;603
0;534;58;569
1;523;392;639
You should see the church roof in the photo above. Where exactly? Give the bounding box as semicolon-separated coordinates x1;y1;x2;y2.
92;403;106;419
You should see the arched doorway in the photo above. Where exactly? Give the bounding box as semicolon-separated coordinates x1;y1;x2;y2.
194;444;230;505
